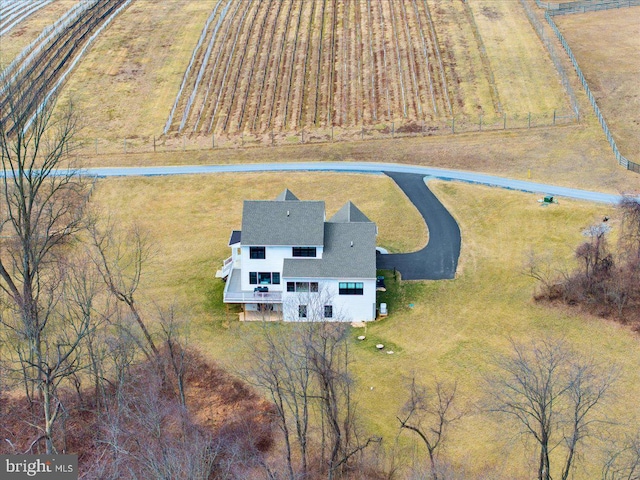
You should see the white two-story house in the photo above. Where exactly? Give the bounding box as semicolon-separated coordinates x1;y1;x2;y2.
220;189;377;322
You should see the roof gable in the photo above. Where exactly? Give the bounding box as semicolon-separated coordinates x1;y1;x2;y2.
275;189;299;201
328;201;372;223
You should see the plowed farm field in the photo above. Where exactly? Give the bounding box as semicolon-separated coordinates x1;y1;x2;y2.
3;0;571;146
50;0;568;143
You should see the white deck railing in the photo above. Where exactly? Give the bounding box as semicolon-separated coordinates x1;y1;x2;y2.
224;291;283;304
221;256;234;278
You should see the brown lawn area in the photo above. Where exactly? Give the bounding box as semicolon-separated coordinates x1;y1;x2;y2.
556;8;640;165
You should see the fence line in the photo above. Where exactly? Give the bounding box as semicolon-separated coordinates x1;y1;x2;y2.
75;111;576;156
535;0;640;15
542;11;634;170
519;0;580;119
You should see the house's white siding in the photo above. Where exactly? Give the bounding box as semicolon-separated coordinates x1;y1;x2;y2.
282;278;376;322
240;245;324;292
240;246;287;292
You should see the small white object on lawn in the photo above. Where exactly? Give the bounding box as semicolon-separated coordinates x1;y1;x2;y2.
387;351;394;355
376;344;384;349
357;335;366;341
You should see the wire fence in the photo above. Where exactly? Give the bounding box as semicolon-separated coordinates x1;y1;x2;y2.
542;10;635;170
74;112;576;156
535;0;640;15
529;0;638;171
520;0;580;119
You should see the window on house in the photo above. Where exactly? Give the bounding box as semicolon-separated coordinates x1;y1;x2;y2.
251;272;280;285
339;282;364;295
249;247;266;259
292;247;317;257
324;305;333;318
258;272;272;284
299;305;307;318
287;282;320;293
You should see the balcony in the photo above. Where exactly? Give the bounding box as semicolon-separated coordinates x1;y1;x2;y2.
223;268;283;304
216;255;241;279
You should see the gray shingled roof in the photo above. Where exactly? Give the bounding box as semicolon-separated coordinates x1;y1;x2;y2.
228;230;241;246
241;200;325;246
283;222;376;279
328;201;372;223
275;189;299;201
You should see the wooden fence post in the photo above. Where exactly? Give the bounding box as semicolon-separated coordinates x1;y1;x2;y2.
153;136;156;153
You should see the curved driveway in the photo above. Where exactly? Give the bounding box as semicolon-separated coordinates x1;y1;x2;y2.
377;172;460;280
82;161;624;280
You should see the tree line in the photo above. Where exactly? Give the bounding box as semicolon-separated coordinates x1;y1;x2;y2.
0;74;273;478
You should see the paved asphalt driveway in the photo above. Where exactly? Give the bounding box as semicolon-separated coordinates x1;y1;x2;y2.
376;172;460;280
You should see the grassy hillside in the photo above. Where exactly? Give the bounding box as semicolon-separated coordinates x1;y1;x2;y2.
59;0;212;141
556;8;640;165
91;173;640;477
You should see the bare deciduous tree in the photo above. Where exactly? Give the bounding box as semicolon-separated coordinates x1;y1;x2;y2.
0;82;94;453
89;220;159;359
619;197;640;261
246;290;380;479
158;305;190;408
602;434;640;480
487;338;615;480
397;376;462;480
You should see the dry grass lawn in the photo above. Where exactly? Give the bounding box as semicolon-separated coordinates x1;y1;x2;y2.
91;173;640;477
58;0;213;140
469;0;569;116
556;8;640;164
77;121;640;195
92;172;427;309
353;181;638;477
